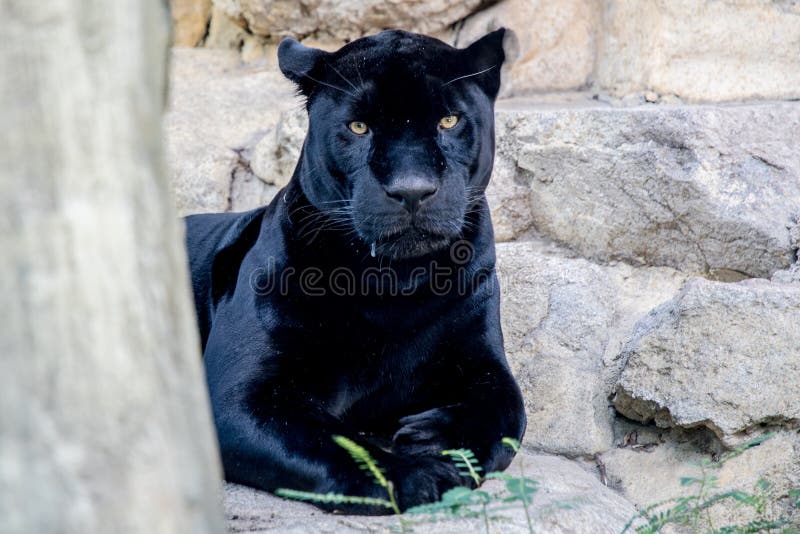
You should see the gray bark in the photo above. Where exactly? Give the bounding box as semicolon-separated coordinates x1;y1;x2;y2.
0;1;224;532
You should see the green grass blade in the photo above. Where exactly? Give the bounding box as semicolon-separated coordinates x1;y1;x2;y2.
332;435;389;488
275;488;393;508
443;448;484;486
501;437;521;453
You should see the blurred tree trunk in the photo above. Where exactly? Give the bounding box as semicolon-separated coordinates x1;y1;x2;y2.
0;1;224;533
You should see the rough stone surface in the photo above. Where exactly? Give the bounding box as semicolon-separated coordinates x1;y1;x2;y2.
599;260;691;399
456;0;600;96
498;243;617;456
601;429;800;529
773;214;800;284
596;0;800;102
497;241;686;456
204;4;274;61
171;0;213;47
192;0;800;104
492;100;800;278
206;5;248;49
614;278;800;447
211;0;482;42
249;107;308;189
773;263;800;285
224;452;640;533
165;48;296;215
1;4;224;533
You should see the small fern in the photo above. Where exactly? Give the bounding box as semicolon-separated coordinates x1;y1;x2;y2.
502;437;521;453
277;435;538;534
713;518;793;534
332;435;390;489
278;434;404;529
274;488;394;509
442;448;484;486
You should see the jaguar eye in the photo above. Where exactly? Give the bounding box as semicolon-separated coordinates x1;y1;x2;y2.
349;121;369;135
439;115;459;129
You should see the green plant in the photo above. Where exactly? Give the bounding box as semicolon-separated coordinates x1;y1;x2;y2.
442;448;483;485
275;435;407;531
621;433;800;534
276;435;542;533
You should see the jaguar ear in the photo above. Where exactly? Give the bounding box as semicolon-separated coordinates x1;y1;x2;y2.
278;38;328;94
459;28;508;99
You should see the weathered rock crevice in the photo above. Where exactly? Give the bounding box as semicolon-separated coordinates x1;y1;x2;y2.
613;278;800;451
613;388;800;449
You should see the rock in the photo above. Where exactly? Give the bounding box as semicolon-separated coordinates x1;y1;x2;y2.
773;263;800;285
497;241;686;456
205;5;248;49
165;48;296;215
599;260;691;397
596;0;800;102
498;243;617;456
491;100;800;278
617;92;645;107
224;451;640;533
230;150;281;210
171;0;212;47
205;5;271;58
211;0;482;43
773;214;800;284
601;430;800;529
454;0;600;97
249;108;308;188
613;278;800;447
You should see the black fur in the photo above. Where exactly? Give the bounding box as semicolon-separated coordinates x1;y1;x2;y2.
184;29;526;514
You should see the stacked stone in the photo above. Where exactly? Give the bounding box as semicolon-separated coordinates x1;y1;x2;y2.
166;1;800;530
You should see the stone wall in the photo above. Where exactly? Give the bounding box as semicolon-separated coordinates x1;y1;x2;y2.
164;1;800;531
171;0;800;102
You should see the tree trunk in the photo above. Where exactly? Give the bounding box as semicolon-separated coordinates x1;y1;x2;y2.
0;1;224;532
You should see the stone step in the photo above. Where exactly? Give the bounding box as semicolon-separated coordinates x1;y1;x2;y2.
613;277;800;447
492;99;800;279
601;429;800;530
495;242;800;527
166;49;800;280
496;240;688;456
224;451;639;534
496;240;800;456
174;1;800;103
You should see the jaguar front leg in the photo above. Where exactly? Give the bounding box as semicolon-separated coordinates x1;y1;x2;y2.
392;352;526;479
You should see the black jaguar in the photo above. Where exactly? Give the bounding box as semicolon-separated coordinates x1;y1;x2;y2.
184;28;526;513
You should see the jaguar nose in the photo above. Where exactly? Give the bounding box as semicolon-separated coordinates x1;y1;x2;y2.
384;177;438;213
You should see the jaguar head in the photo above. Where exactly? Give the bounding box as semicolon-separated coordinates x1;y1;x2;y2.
279;29;506;260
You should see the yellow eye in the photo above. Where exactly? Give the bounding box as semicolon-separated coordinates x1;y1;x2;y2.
349;121;368;135
439;115;459;129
